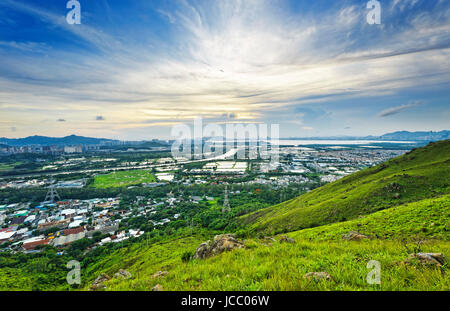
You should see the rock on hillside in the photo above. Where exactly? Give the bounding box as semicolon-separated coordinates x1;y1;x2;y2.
193;234;245;259
342;231;369;241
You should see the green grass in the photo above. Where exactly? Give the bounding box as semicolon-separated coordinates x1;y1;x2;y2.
80;233;210;290
0;163;16;172
80;141;450;291
291;195;450;242
239;140;450;235
83;193;448;291
92;170;156;188
91;234;449;291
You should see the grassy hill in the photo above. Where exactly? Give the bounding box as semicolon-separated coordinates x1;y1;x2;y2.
87;195;449;291
92;239;450;291
238;140;450;235
291;195;449;242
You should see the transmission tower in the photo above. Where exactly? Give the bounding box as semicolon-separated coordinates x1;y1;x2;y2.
222;185;231;213
45;182;61;203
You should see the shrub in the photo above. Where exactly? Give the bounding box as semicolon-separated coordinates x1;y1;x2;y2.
181;250;194;263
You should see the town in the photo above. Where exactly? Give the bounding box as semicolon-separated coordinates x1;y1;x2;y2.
0;141;412;255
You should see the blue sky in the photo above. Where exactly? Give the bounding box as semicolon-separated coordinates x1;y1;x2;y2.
0;0;449;140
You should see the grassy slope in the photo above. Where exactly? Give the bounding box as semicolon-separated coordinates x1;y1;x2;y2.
98;196;449;291
239;140;450;235
291;195;450;242
92;170;156;188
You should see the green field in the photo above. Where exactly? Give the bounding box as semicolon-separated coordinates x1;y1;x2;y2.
0;163;18;172
92;170;156;188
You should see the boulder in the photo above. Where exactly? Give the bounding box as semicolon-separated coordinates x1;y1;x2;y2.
279;235;295;243
406;253;447;267
90;273;111;291
193;241;211;260
193;234;244;260
264;237;277;242
114;269;132;280
152;284;163;291
262;237;276;247
342;231;368;241
152;271;169;279
304;272;332;282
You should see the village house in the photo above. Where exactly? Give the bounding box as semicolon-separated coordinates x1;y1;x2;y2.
51;226;86;247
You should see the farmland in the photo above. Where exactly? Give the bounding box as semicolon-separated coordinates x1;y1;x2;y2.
92;170;156;188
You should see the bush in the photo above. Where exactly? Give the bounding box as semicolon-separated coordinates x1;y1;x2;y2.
181;250;194;263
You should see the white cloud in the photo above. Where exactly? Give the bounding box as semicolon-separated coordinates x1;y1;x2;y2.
0;0;449;138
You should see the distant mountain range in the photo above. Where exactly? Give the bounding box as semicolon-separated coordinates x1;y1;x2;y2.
369;130;450;141
0;135;118;147
0;131;448;147
285;130;449;142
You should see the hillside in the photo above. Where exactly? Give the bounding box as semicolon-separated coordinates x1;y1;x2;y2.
238;140;450;235
290;195;450;241
0;135;117;146
82;195;449;291
377;130;450;141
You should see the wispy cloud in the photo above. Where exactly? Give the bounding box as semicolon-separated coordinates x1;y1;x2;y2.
0;0;449;138
377;102;421;117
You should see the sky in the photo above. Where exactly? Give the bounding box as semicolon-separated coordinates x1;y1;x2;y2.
0;0;449;140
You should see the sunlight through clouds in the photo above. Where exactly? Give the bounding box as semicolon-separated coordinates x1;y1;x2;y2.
0;0;449;139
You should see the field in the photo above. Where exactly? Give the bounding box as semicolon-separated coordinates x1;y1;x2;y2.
0;163;18;172
92;170;156;188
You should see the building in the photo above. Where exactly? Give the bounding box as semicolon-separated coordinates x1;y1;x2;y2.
64;146;83;154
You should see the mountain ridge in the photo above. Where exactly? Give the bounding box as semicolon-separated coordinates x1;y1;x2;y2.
0;134;118;147
284;130;449;141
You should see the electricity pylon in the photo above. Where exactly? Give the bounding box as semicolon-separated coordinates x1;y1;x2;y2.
45;181;61;203
222;185;231;213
